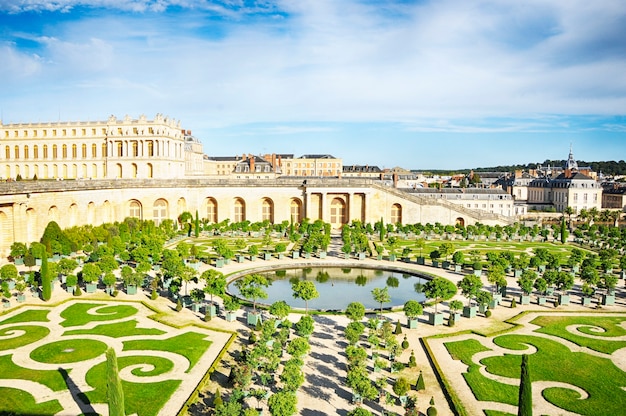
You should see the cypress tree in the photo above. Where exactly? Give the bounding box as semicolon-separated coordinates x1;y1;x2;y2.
560;217;568;244
518;354;532;416
416;370;425;390
106;348;125;416
41;251;51;301
194;210;200;238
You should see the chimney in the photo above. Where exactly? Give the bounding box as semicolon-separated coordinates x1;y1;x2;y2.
393;172;398;188
187;130;191;135
515;169;522;178
250;157;255;172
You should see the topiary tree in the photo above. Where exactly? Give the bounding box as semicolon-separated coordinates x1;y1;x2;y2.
235;273;270;314
371;286;390;317
424;277;457;314
292;280;319;314
517;354;532;416
457;274;483;308
393;377;410;397
345;321;365;345
202;269;227;306
416;370;425;391
346;301;366;322
294;314;314;338
41;251;51;301
106;348;125;416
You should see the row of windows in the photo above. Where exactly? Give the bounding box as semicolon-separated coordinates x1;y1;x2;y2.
4;162;154;180
1;141;164;160
2;126;164;138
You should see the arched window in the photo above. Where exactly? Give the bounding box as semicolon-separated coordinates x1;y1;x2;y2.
391;204;402;225
52;145;58;159
82;144;87;158
290;199;302;224
234;198;245;222
24;145;29;159
33;145;38;159
43;145;48;159
131;163;137;178
147;163;153;178
116;163;122;178
129;200;142;219
5;146;9;159
330;198;346;226
62;144;67;159
14;145;19;159
153;199;168;226
262;198;274;223
206;198;218;223
72;144;77;159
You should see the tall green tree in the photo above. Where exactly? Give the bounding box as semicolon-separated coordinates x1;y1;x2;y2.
235;273;270;313
106;348;125;416
424;277;457;313
371;287;391;317
194;210;200;238
41;250;51;301
517;354;532;416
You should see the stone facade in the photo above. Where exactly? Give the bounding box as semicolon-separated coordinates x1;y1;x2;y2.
0;114;191;180
0;178;512;258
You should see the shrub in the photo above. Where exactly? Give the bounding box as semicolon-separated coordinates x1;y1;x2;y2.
151;289;158;300
393;377;411;397
485;310;492;318
427;406;438;416
409;350;417;368
401;335;409;349
176;298;182;312
394;320;402;335
511;298;517;308
74;285;82;296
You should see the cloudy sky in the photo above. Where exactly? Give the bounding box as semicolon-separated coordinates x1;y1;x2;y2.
1;0;625;169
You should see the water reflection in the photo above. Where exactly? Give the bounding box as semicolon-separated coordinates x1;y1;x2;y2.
228;267;427;310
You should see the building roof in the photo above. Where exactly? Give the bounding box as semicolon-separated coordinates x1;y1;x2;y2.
299;154;337;159
343;165;382;173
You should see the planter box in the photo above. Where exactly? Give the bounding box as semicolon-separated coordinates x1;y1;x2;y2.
546;287;555;296
318;251;327;259
462;306;477;318
14;258;24;266
454;265;463;273
236;255;245;263
126;285;137;295
537;297;547;306
520;295;530;305
389;254;397;262
408;318;419;329
376;254;383;261
16;294;26;302
187;261;200;270
452;312;461;323
191;303;201;313
292;251;299;259
582;297;592;306
416;257;425;265
277;253;284;260
35;259;42;266
514;269;522;278
427;312;444;326
206;304;218;318
263;252;272;261
488;299;498;309
357;252;366;260
225;311;237;322
2;300;9;309
247;312;262;326
215;258;224;268
538;265;546;272
402;257;411;263
303;252;311;259
431;261;439;268
7;281;15;290
602;294;615;306
479;304;489;314
473;269;482;277
558;294;570;306
66;286;75;294
249;255;256;262
442;261;451;269
85;283;98;293
572;265;580;273
493;294;502;303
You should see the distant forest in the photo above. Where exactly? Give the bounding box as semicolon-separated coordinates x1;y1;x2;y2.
424;159;626;177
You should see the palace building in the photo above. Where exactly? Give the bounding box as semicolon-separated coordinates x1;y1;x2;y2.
0;114;513;258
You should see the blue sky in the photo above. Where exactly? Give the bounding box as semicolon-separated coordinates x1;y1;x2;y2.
1;0;625;169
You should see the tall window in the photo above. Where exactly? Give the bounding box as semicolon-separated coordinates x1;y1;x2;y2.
33;145;38;159
206;198;218;223
234;198;245;222
52;145;58;159
129;200;142;219
62;144;67;158
92;144;97;158
290;199;302;224
262;198;274;223
14;145;19;159
330;198;346;226
116;141;123;157
43;145;48;159
391;204;402;225
4;146;9;159
132;141;138;157
82;144;87;158
72;144;77;159
24;146;29;159
153;199;168;226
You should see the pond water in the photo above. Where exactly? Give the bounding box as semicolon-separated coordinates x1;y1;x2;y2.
228;267;427;310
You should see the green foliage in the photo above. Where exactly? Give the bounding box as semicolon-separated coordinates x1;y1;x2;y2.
394;320;402;335
291;280;319;313
268;391;297;416
346;301;366;322
517;354;531;416
393;377;410;396
416;370;425;390
41;251;51;302
403;299;423;319
409;350;417;368
175;298;182;312
269;300;291;320
424;277;457;313
106;348;125;416
213;388;223;408
235;273;270;312
345;321;365;345
371;286;391;316
294;314;314;337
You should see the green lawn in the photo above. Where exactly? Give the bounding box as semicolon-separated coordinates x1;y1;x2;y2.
0;387;63;415
0;300;220;416
59;302;138;327
531;315;626;354
84;355;180;416
64;319;166;338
